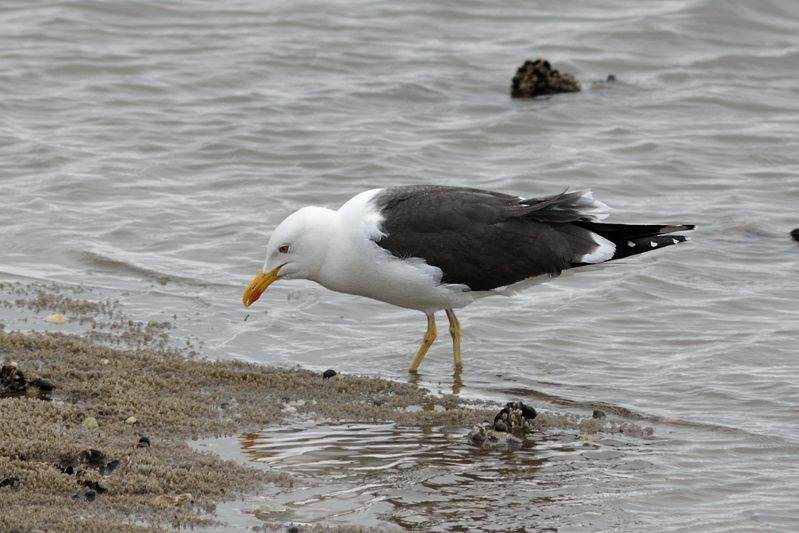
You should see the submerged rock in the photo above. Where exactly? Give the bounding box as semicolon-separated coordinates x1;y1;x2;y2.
468;401;538;449
493;401;537;433
511;59;581;98
467;425;522;450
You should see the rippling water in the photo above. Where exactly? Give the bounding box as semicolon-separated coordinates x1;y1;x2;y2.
2;0;798;530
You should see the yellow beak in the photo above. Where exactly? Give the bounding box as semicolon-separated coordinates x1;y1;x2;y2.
242;265;283;307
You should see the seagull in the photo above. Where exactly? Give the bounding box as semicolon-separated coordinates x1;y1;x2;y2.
243;185;693;373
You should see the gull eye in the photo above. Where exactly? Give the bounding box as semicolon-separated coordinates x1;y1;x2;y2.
278;244;290;254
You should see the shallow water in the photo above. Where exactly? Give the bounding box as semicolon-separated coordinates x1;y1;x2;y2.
2;0;799;530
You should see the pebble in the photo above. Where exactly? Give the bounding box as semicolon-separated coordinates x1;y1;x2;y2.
153;493;193;506
281;406;297;414
101;459;121;475
592;409;607;419
251;503;272;513
1;476;20;488
137;435;151;448
125;416;138;424
82;417;99;429
45;313;67;324
30;377;55;391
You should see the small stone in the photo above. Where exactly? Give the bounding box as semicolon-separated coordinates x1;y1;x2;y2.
30;377;55;391
137;436;151;448
322;369;337;379
79;448;106;465
125;416;138;424
101;459;120;475
281;405;297;414
287;526;300;533
252;503;272;513
154;493;193;506
17;451;28;461
0;476;20;488
592;409;607;419
45;313;67;324
82;417;98;429
791;228;799;242
607;73;617;82
100;358;110;365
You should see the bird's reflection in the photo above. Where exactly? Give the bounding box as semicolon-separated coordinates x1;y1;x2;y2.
407;368;464;395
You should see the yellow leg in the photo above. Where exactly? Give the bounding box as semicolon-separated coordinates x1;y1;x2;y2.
445;309;462;370
408;313;437;373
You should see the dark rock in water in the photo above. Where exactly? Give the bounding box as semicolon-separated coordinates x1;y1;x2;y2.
1;476;20;488
471;401;538;447
493;419;509;433
494;401;537;432
592;409;607;419
467;424;522;450
511;58;581;98
791;228;799;242
607;73;617;82
322;369;337;379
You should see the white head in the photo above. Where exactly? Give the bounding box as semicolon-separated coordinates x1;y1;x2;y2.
242;206;335;307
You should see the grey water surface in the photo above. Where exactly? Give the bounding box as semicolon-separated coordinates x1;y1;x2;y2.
2;0;798;531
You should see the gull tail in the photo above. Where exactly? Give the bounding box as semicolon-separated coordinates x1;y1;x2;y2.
574;222;695;264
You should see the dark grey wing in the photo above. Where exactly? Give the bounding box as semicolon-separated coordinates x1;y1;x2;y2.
373;186;602;291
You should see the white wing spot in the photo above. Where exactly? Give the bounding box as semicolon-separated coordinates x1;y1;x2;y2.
650;241;658;247
627;241;635;247
672;238;679;244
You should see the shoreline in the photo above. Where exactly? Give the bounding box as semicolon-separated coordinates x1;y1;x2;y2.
0;328;495;532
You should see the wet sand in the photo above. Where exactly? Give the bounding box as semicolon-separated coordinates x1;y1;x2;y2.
1;283;655;531
0;283;498;532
